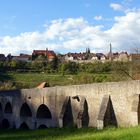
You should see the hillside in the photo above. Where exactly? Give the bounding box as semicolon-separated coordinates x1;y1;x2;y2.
0;72;130;90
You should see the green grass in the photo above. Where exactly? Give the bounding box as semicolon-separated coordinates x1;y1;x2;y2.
0;126;140;140
0;72;130;90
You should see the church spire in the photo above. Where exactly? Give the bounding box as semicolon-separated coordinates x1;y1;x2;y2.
110;43;112;54
109;43;113;61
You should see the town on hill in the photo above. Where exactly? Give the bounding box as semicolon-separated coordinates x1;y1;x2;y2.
0;44;140;91
0;44;140;63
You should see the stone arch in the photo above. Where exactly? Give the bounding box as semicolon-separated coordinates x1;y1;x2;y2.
19;122;29;129
0;103;2;115
97;95;117;129
63;97;73;127
4;102;12;114
36;104;52;119
0;103;2;112
1;119;10;129
20;103;32;117
38;124;47;129
138;95;140;123
59;97;74;127
131;94;140;124
82;100;89;127
103;96;117;127
77;98;89;128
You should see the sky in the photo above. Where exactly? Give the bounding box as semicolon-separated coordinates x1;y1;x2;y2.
0;0;140;55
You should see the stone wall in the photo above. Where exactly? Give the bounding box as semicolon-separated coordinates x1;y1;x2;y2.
0;80;139;129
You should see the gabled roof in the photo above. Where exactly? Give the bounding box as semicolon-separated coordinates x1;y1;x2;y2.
32;49;56;58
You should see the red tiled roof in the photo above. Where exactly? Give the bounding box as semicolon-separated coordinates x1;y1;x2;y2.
32;50;56;59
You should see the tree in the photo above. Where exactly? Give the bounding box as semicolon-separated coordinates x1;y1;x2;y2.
60;61;79;75
31;55;47;71
46;57;59;73
10;60;18;71
111;61;134;80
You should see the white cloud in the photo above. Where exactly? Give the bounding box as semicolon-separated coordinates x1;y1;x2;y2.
105;10;140;50
110;3;123;11
94;15;103;20
1;10;140;55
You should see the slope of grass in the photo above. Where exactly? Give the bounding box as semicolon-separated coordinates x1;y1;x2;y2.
0;72;130;90
0;126;140;140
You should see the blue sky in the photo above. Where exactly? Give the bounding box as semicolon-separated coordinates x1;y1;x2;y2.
0;0;140;54
0;0;126;35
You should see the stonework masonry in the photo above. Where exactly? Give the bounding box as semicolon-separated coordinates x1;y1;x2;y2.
0;80;140;129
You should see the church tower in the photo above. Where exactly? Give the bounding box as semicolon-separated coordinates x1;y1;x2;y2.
108;43;113;61
109;43;112;54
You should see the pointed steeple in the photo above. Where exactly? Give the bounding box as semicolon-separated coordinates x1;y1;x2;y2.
110;43;112;54
108;43;113;61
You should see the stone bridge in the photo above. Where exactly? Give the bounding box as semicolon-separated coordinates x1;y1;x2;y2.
0;80;140;129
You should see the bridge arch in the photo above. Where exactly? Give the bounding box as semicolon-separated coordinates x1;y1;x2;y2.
36;104;52;119
1;119;10;129
81;100;89;127
138;95;140;124
63;99;73;127
103;96;117;127
19;122;29;129
131;94;140;124
97;95;117;129
38;124;47;129
20;103;32;117
76;98;89;128
0;103;2;112
4;102;12;114
61;97;74;127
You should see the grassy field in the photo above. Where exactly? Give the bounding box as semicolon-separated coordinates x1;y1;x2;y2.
0;126;140;140
0;72;130;90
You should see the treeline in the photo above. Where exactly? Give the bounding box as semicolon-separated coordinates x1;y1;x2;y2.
0;58;138;76
0;59;140;90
